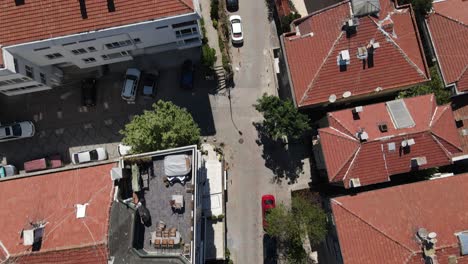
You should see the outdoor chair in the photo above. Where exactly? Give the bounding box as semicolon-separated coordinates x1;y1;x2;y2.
154;239;161;248
168;239;174;248
162;239;168;248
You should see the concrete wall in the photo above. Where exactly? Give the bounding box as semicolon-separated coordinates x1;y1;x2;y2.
0;12;201;96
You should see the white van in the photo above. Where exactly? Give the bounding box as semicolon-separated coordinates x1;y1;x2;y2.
121;68;141;102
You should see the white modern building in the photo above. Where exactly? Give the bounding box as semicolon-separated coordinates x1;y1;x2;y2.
0;0;202;96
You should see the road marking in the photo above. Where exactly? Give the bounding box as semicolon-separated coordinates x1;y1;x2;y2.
33;112;43;122
57;110;63;119
84;123;93;129
104;119;113;126
103;102;109;109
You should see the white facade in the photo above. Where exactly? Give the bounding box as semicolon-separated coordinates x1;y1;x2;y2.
0;10;201;96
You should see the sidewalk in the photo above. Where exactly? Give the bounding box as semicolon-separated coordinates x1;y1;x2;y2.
199;0;223;66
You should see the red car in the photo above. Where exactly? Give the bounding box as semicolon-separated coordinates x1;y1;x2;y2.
262;194;276;229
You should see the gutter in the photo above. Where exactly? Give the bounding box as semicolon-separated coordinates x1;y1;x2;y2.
279;34;298;107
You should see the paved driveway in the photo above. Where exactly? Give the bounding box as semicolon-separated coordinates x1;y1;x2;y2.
0;48;216;170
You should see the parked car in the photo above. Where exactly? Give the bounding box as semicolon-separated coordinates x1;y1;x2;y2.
82;78;97;107
229;15;243;44
118;144;132;156
24;154;63;173
180;60;194;90
0;121;35;142
71;147;108;164
122;68;141;102
141;73;157;99
0;165;17;178
262;194;276;229
226;0;239;12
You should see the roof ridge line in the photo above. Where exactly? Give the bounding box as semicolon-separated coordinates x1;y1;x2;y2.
455;65;468;83
299;31;345;105
331;200;416;254
178;0;194;11
429;97;439;127
431;134;454;160
434;11;468;27
432;132;463;154
329;115;358;139
373;15;428;79
341;146;360;181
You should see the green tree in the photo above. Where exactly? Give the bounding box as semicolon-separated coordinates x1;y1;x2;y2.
120;100;200;153
398;66;451;105
266;196;327;263
201;44;217;68
280;12;301;34
254;94;311;141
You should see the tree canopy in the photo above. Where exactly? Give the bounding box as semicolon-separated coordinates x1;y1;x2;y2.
120;100;200;153
254;94;311;141
397;66;451;105
265;195;327;263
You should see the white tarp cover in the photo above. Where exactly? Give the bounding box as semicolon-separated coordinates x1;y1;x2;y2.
164;154;191;177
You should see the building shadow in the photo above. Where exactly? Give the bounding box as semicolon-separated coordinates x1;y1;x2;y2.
253;122;308;185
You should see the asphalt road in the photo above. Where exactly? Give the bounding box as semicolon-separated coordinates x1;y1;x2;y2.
205;0;292;263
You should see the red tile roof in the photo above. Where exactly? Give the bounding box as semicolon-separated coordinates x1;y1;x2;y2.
0;0;195;66
426;0;468;93
7;244;108;264
331;173;468;264
452;95;468;156
282;0;429;107
318;94;462;188
0;163;115;263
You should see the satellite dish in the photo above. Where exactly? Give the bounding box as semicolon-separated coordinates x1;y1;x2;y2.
428;232;437;239
343;91;352;98
329;94;337;103
375;86;383;92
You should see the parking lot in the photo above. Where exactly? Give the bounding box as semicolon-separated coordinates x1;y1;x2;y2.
0;48;217;171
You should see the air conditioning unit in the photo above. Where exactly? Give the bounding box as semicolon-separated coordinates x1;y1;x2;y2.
353;106;363;113
411;156;427;167
350;178;361;188
356;131;368;141
407;138;415;146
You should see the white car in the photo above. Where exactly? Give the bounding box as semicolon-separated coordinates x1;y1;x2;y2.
229;15;243;44
72;147;108;164
0;121;35;142
122;68;141;102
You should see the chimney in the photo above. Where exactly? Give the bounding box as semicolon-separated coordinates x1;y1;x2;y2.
107;0;116;12
79;0;88;19
381;19;394;34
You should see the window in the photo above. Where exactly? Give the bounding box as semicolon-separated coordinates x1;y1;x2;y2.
87;46;97;52
172;20;197;28
45;53;63;59
71;48;87;55
156;25;169;29
184;37;200;44
82;57;96;63
133;38;142;44
33;46;50;51
40;73;46;84
101;50;131;60
62;42;76;46
79;38;95;43
25;65;34;78
105;40;133;49
175;27;198;38
13;58;19;73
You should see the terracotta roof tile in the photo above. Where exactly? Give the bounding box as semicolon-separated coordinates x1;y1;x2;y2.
0;0;195;65
7;244;108;264
331;173;468;264
458;68;468;92
426;0;468;90
283;0;428;107
452;95;468;155
0;163;115;261
318;95;462;187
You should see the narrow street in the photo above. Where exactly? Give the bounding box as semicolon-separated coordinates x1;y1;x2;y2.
199;0;310;262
